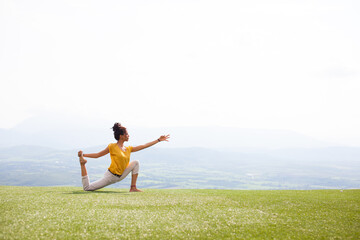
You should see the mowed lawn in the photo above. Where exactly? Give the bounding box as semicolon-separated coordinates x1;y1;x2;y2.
0;186;359;239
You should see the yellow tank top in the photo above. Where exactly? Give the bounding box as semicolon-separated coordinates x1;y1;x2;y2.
108;143;133;175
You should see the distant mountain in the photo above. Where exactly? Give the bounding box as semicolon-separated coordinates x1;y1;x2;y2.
0;113;335;150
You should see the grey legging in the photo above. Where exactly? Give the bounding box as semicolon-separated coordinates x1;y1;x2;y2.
82;160;140;191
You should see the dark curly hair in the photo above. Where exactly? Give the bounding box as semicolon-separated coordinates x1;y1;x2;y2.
112;122;127;141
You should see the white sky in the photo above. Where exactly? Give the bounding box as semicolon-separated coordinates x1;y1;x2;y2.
1;0;360;146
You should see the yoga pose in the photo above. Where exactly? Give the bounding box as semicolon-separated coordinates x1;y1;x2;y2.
78;122;170;192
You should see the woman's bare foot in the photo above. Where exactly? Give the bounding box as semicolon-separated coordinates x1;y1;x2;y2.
130;185;143;192
78;150;87;164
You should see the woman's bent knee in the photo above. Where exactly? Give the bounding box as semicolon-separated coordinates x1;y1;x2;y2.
132;160;140;174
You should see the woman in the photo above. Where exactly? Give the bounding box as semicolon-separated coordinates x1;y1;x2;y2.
78;122;170;192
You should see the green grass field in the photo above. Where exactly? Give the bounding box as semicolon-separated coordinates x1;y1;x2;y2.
1;186;359;239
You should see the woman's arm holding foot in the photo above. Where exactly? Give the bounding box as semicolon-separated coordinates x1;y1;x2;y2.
80;147;110;158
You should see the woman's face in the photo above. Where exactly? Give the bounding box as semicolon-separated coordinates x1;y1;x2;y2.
121;130;129;141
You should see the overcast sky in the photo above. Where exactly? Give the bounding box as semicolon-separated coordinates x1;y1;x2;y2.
1;0;359;146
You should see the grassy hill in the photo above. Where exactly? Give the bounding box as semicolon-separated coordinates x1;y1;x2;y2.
1;186;359;239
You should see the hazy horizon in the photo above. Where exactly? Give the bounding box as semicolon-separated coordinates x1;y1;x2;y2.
0;111;356;150
1;1;359;148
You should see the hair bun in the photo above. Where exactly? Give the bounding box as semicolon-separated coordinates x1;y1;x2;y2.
112;122;121;132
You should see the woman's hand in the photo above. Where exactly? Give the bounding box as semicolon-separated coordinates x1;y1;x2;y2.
158;134;170;142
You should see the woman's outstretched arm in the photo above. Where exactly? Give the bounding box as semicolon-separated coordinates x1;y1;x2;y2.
132;135;170;152
78;147;109;158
